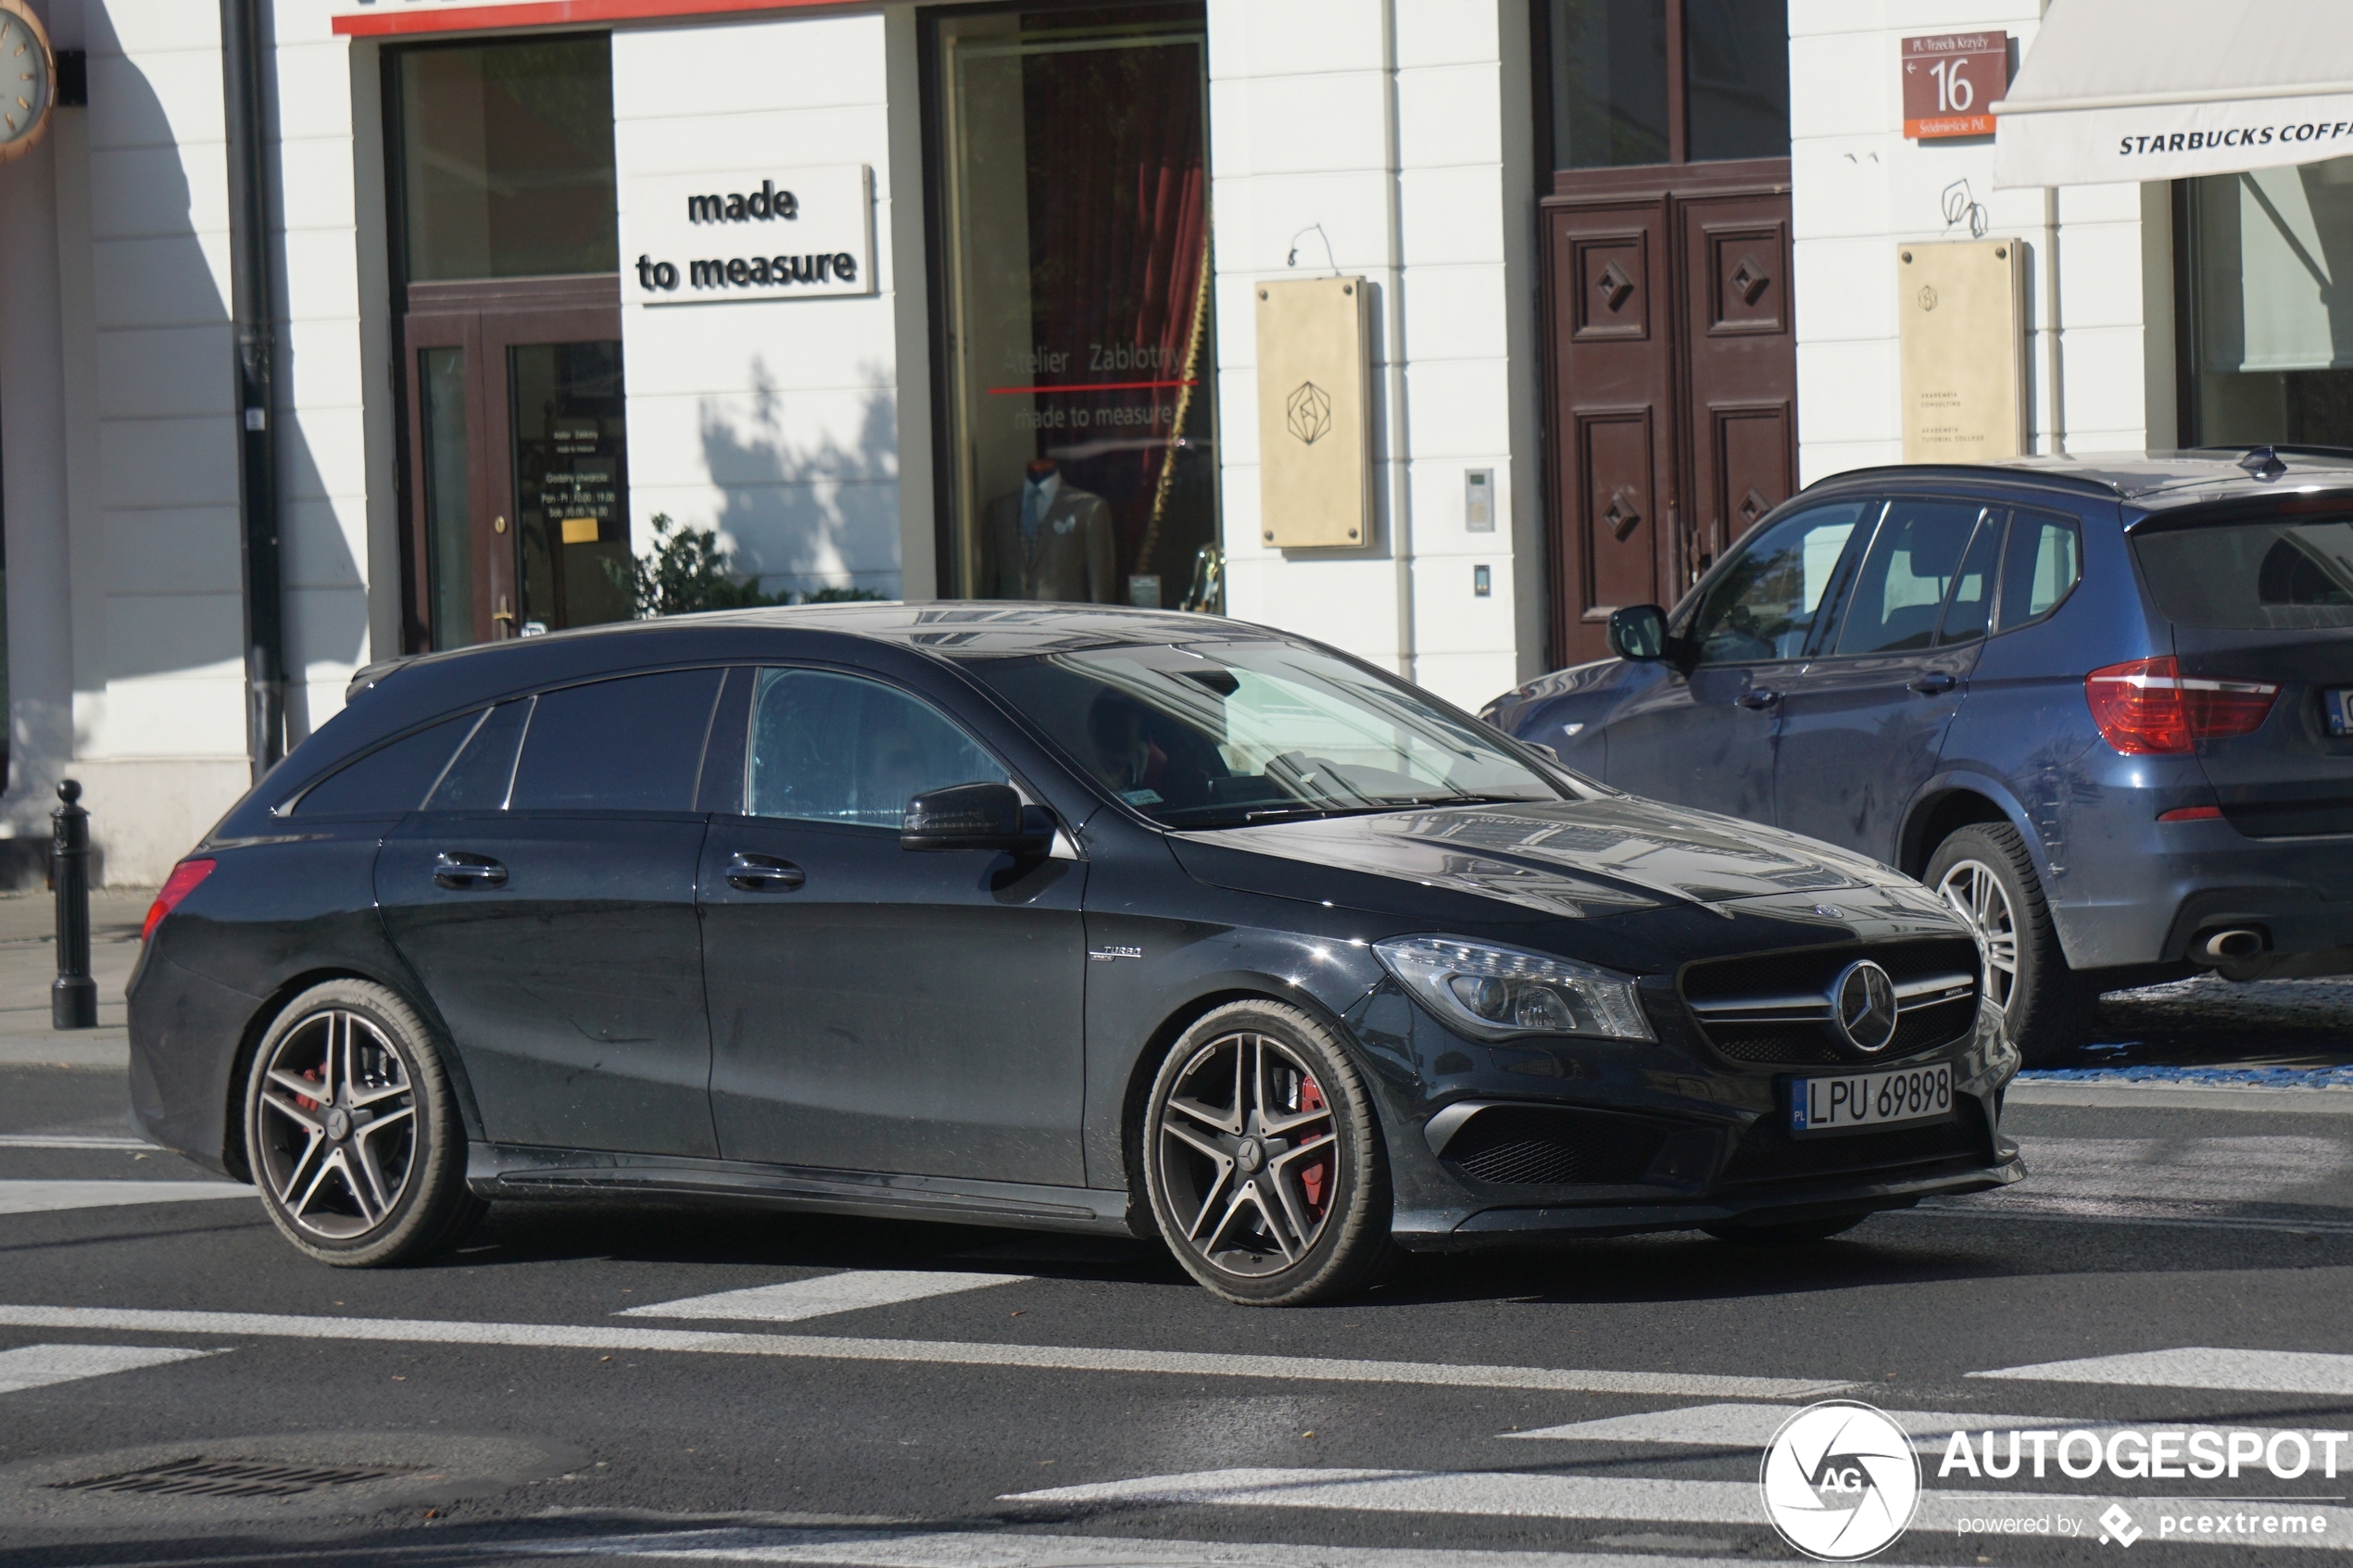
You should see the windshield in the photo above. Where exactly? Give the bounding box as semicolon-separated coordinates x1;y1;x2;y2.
964;640;1567;828
2134;516;2353;630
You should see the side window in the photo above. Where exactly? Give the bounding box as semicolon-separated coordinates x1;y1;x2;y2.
1998;509;2082;630
290;711;478;816
1836;500;1987;656
748;669;1008;828
1935;511;2006;646
425;699;530;811
1685;501;1874;666
508;669;724;812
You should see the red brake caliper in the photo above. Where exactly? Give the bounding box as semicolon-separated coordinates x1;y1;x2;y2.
1296;1075;1331;1216
296;1067;321;1114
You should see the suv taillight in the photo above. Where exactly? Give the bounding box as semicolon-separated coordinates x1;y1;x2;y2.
2085;657;2278;755
142;859;216;941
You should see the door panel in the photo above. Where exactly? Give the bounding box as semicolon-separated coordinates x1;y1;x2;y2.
1603;662;1780;819
1682;196;1796;582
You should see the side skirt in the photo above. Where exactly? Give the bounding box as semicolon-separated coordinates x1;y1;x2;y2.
464;1142;1141;1236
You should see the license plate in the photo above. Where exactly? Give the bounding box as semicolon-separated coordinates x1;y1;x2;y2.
2327;688;2353;738
1790;1063;1954;1135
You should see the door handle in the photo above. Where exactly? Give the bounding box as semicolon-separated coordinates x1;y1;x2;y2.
724;851;806;892
432;851;507;890
1907;672;1959;696
1737;689;1782;710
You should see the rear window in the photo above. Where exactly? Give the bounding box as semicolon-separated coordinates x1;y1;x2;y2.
2133;518;2353;630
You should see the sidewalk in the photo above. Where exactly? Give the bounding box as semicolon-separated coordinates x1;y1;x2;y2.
0;889;152;1068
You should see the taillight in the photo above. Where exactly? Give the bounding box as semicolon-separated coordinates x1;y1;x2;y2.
143;859;216;941
2084;658;2278;755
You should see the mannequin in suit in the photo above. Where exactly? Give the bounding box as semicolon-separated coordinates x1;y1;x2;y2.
985;458;1116;602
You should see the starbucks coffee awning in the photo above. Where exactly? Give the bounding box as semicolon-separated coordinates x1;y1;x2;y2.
1992;0;2353;187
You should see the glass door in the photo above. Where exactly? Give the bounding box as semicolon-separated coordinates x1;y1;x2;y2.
932;6;1218;609
400;282;629;646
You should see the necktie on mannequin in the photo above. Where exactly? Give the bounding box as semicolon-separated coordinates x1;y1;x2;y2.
1020;471;1061;558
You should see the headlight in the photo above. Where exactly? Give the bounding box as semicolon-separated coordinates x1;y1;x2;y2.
1373;935;1654;1043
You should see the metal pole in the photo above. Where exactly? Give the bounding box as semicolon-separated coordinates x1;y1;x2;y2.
51;779;95;1030
220;0;284;779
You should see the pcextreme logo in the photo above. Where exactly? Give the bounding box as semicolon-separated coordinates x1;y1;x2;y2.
1760;1400;1922;1561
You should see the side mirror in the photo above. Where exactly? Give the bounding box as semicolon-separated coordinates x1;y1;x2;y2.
901;782;1052;856
1606;604;1671;661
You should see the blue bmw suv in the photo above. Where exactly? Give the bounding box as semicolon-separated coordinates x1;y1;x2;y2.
1483;449;2353;1062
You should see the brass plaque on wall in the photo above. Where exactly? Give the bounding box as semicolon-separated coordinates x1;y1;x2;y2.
1898;239;2025;462
1257;277;1371;548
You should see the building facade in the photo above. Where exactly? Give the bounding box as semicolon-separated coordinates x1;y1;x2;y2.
0;0;2338;882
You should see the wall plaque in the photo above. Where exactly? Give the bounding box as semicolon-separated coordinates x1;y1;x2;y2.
623;164;875;306
1901;32;2007;140
1898;239;2025;463
1256;277;1371;549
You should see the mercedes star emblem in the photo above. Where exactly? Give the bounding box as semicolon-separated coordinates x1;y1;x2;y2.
1830;960;1899;1054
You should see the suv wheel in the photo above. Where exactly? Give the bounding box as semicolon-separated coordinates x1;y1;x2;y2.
1141;1001;1398;1306
244;979;485;1267
1926;822;2086;1065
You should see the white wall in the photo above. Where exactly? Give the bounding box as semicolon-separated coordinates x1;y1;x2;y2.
1207;0;1543;714
614;10;918;602
1791;0;2174;484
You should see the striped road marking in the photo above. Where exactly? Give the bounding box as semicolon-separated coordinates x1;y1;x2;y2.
623;1272;1027;1323
522;1524;1788;1568
1001;1469;2353;1547
1505;1402;2320;1455
0;1342;217;1393
0;1180;252;1215
0;1306;1848;1399
1975;1348;2353;1396
0;1135;152;1150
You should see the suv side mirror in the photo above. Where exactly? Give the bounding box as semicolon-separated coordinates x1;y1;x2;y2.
901;782;1052;856
1607;604;1671;660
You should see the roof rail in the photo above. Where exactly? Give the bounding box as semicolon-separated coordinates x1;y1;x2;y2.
1798;463;2126;500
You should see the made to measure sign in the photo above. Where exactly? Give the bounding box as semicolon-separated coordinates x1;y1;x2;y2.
1901;32;2007;140
622;163;875;306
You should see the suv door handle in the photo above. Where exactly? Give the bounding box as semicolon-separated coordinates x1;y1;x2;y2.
432;851;507;890
1907;672;1959;695
1737;689;1782;710
724;851;806;892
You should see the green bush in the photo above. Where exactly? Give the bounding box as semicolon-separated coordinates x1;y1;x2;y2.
608;515;887;615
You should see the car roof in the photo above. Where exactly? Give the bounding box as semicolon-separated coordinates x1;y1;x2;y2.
1801;446;2353;510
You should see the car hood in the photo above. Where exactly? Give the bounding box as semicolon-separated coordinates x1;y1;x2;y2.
1169;795;1954;927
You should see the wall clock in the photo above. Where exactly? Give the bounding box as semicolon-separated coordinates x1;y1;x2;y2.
0;0;56;166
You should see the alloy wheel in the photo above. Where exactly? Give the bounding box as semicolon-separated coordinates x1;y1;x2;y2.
253;1010;419;1240
1937;858;2019;1019
1154;1031;1339;1279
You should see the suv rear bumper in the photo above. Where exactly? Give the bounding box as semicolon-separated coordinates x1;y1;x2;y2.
2052;818;2353;971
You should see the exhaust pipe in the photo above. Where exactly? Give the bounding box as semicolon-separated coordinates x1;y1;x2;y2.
2199;928;2265;962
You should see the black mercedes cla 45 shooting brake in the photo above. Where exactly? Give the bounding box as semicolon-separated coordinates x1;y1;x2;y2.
129;606;2021;1304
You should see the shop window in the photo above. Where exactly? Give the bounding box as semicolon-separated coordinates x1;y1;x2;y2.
1542;0;1788;169
2183;160;2353;447
394;36;618;281
931;6;1219;608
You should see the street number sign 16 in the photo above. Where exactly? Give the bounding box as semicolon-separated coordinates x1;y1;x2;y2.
1901;32;2008;141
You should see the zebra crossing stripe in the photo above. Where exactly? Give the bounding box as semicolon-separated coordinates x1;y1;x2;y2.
0;1343;216;1394
1973;1348;2353;1396
621;1272;1027;1323
0;1181;252;1215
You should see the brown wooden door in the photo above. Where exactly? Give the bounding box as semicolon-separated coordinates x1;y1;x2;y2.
1544;199;1673;668
1541;176;1794;669
1679;191;1795;583
400;276;624;651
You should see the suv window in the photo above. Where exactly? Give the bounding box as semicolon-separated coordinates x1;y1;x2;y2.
424;699;529;811
1935;509;2005;645
290;711;477;816
749;669;1007;828
1685;501;1875;665
1836;500;1987;655
508;669;724;812
2132;515;2353;630
1997;508;2082;630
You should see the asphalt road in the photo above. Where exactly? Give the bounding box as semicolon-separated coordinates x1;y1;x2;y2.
4;895;2353;1566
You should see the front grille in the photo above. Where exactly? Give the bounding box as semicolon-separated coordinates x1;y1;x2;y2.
1680;938;1981;1067
1720;1098;1990;1184
1441;1105;1673;1187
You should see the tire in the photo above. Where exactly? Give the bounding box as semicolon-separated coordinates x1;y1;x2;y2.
243;979;484;1267
1704;1213;1869;1246
1925;822;2088;1066
1141;1000;1399;1306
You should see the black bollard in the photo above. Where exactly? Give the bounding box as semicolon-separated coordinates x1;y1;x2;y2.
52;780;97;1030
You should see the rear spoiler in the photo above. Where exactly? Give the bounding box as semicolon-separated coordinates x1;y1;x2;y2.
345;657;414;703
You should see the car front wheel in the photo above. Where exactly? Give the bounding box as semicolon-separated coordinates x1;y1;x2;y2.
1926;822;2086;1065
244;979;484;1267
1141;1000;1397;1306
